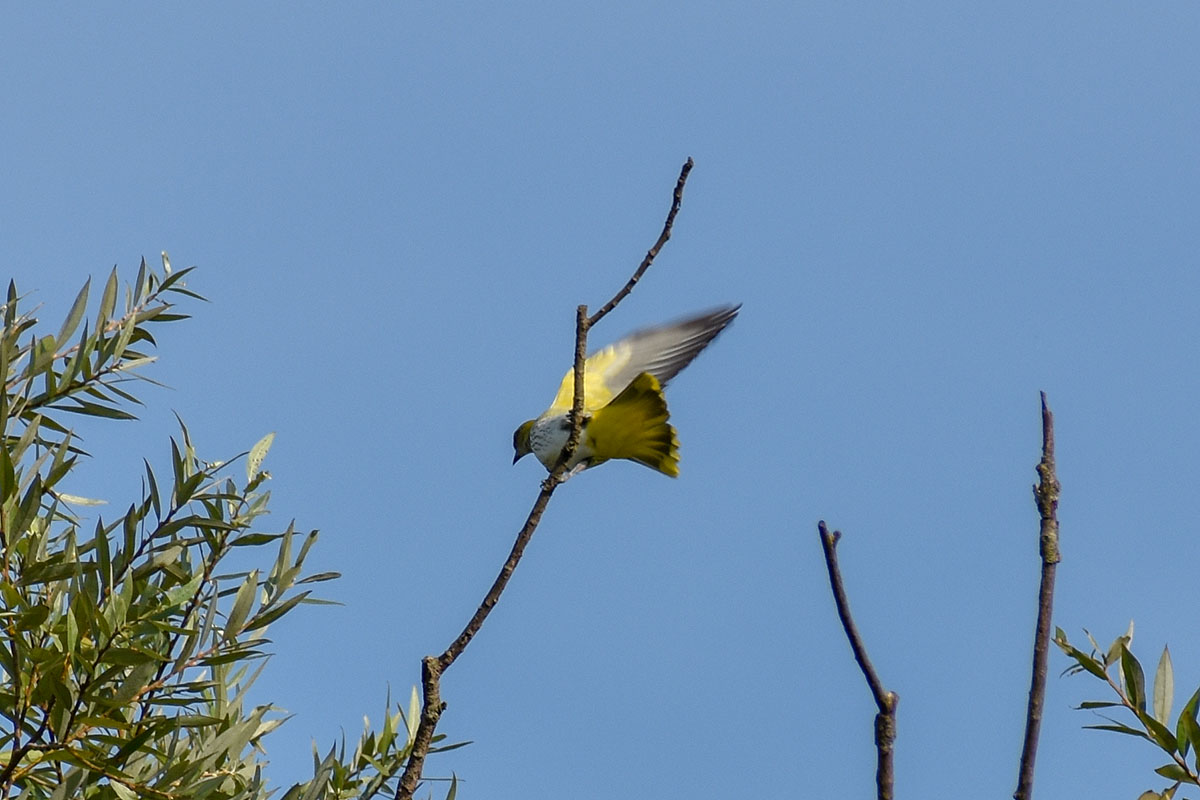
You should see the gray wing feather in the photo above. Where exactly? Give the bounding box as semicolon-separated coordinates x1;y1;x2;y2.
602;304;740;392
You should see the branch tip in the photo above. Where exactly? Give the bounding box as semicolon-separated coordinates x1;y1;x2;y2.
589;157;696;326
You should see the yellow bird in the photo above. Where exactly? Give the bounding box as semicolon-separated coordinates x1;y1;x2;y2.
513;305;740;477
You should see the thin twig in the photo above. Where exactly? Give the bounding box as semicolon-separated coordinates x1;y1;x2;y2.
588;157;694;328
818;521;897;800
395;160;693;800
1014;392;1060;800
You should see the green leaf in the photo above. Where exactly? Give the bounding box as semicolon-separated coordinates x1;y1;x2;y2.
20;559;87;586
225;570;259;640
57;277;90;349
93;520;112;586
245;590;310;631
97;266;118;328
1067;649;1109;680
1123;645;1147;712
1106;624;1133;667
1139;707;1179;752
297;571;341;584
164;569;205;607
143;458;161;518
247;432;275;481
52;399;136;421
1154;763;1190;782
199;649;264;666
14;604;51;631
109;779;138;800
180;714;225;728
32;334;57;376
1177;686;1200;759
1155;646;1175;724
407;685;420;744
58;319;90;389
230;532;285;547
55;493;107;506
133;257;147;304
100;647;164;666
1085;723;1150;740
109;661;158;706
112;310;136;363
0;441;15;503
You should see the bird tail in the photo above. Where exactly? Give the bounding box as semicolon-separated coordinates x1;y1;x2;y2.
587;372;680;477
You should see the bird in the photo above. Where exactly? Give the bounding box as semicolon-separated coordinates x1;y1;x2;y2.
512;304;740;477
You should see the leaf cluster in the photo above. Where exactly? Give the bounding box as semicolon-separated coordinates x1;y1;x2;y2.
0;259;459;799
1057;625;1200;800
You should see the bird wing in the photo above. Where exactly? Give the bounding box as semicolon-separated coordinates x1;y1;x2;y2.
544;304;740;415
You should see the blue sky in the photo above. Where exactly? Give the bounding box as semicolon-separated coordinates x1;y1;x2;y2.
5;3;1200;797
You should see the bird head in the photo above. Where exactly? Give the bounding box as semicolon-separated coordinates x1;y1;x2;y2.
512;420;535;464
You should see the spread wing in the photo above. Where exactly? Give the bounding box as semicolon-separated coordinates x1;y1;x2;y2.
544;304;740;414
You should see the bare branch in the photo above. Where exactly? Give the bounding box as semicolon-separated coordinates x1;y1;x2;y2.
396;160;694;799
1014;392;1061;800
818;521;897;800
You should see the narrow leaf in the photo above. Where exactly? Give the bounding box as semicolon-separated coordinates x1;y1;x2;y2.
97;266;118;327
1123;645;1147;712
55;493;108;506
1154;763;1190;781
297;571;341;584
57;277;90;348
52;399;136;420
225;570;259;640
407;685;420;743
1177;686;1200;760
245;590;310;631
1085;723;1150;740
231;532;285;547
0;443;15;503
133;258;147;304
1139;708;1178;752
109;661;158;706
247;432;275;481
144;458;161;518
1155;645;1175;724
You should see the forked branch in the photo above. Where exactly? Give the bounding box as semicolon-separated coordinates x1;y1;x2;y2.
818;521;898;800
